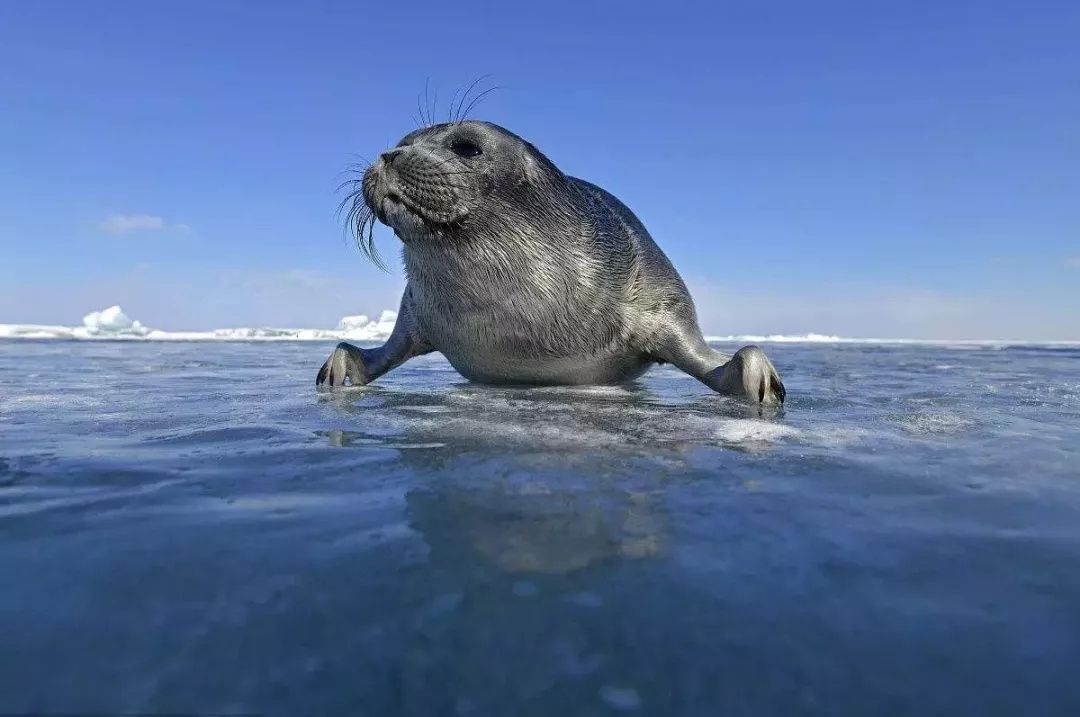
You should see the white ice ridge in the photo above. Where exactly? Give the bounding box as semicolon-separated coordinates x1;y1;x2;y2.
705;333;1080;347
0;306;398;342
2;306;1078;345
83;305;149;337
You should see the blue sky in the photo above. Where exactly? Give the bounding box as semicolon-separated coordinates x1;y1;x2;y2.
1;0;1077;338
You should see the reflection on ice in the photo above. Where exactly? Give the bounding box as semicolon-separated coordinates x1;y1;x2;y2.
408;485;667;574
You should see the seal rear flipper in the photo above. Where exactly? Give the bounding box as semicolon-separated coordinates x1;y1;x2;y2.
705;346;785;406
653;320;784;405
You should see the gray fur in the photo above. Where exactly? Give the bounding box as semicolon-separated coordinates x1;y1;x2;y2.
317;121;784;404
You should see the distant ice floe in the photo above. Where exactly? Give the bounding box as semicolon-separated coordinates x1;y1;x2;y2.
706;333;1080;347
0;306;397;342
0;305;150;340
1;305;1077;345
705;333;847;343
83;305;150;337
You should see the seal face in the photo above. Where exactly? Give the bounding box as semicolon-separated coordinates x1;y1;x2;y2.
363;127;480;233
319;120;785;404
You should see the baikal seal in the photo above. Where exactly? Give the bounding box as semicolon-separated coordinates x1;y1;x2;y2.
318;120;784;405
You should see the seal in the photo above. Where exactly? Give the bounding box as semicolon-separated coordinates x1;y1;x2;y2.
317;120;785;404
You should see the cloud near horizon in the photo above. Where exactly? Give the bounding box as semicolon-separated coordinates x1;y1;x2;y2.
99;214;189;235
1066;257;1080;269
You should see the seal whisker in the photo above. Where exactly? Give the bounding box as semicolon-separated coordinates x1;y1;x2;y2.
458;85;501;122
415;83;429;130
446;84;464;124
451;74;493;124
335;168;371;190
337;181;388;272
334;183;362;222
339;153;373;173
425;81;440;128
422;79;430;127
422;78;433;127
356;209;386;271
334;156;373;188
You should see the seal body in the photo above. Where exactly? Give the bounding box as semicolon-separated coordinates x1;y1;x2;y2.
318;121;784;404
404;177;657;386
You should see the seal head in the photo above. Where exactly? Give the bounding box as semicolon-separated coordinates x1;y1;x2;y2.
362;121;564;244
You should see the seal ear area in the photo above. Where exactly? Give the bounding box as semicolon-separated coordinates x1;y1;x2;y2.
518;140;562;185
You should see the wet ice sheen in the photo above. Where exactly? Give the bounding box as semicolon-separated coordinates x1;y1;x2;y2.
1;340;1079;715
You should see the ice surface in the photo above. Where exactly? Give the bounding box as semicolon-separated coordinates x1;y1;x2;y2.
1;340;1079;713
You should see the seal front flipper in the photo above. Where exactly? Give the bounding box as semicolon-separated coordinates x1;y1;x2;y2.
316;342;371;387
316;288;432;388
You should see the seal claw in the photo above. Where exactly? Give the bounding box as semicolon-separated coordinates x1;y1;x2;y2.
317;341;371;388
706;346;784;405
773;375;786;404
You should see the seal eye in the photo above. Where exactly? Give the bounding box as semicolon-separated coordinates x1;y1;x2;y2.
450;139;482;158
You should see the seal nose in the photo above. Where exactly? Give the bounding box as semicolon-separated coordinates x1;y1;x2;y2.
380;148;403;166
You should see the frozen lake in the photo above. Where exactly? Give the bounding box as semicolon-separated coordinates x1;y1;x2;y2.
1;340;1078;715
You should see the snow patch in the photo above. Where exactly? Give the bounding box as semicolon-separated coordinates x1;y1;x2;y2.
713;419;801;444
82;305;149;337
338;310;398;341
0;306;397;342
